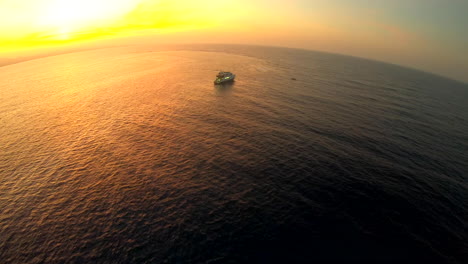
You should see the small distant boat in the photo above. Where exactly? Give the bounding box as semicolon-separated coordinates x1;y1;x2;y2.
214;71;235;84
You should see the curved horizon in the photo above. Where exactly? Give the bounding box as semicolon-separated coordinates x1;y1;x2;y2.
1;0;467;83
2;42;467;86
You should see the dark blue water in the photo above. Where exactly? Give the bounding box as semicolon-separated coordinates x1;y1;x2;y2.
0;45;467;263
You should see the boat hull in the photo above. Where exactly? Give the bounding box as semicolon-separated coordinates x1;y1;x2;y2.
214;75;236;84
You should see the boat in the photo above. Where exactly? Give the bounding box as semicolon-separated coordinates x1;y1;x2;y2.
214;71;235;84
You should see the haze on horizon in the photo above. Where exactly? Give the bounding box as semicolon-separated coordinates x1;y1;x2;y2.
1;0;467;83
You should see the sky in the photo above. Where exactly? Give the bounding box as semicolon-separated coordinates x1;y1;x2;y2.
0;0;467;82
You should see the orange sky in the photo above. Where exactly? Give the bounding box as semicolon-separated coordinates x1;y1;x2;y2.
1;0;467;82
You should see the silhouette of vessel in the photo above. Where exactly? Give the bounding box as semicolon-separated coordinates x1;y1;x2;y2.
214;71;235;84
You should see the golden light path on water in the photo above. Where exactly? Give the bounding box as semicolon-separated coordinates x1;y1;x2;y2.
0;45;467;263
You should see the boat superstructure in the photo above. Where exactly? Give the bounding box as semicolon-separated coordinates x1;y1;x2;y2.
214;71;235;84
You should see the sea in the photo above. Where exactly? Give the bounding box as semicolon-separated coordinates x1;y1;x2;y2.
0;44;467;263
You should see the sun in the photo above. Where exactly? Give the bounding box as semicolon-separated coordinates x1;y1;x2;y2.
38;0;139;39
1;0;229;51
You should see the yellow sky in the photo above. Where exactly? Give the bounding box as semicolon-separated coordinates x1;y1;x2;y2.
0;0;434;54
2;0;133;40
0;0;247;51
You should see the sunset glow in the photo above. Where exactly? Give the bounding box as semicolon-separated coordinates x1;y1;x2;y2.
1;1;468;263
1;0;238;50
0;0;467;82
37;0;138;39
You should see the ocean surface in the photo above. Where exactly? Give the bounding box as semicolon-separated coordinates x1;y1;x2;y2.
0;44;467;263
